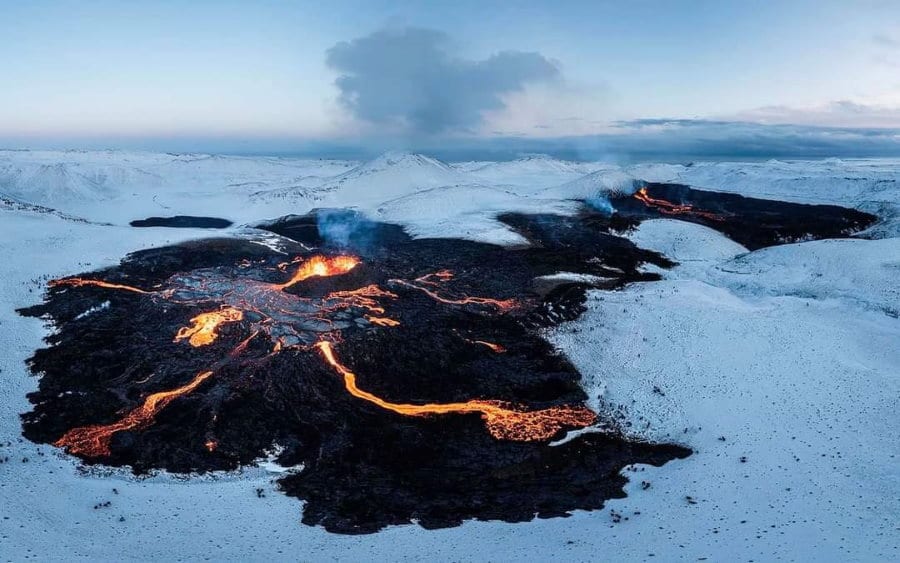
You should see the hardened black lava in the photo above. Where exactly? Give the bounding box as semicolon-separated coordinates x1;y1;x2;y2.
17;186;874;534
130;215;233;228
611;182;877;250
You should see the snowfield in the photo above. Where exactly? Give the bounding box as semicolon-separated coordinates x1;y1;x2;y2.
1;149;898;561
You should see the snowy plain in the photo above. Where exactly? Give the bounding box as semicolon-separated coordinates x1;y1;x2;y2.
1;149;898;561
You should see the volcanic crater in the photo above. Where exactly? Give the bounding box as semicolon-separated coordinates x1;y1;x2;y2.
17;184;875;533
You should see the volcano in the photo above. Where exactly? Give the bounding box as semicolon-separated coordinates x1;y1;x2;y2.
17;187;875;534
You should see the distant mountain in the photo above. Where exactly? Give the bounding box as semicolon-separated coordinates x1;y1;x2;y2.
254;152;471;206
542;168;641;200
460;154;604;190
0;157;162;205
0;191;102;224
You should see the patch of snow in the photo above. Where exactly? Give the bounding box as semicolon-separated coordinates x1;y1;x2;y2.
626;218;748;278
74;301;111;320
375;184;578;245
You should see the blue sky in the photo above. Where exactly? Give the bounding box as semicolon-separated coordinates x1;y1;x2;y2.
1;0;899;156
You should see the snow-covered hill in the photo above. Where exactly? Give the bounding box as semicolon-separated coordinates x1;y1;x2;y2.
460;154;605;191
0;158;158;204
542;168;640;201
308;151;471;203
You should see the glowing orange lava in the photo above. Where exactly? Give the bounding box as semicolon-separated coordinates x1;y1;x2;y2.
277;255;360;289
174;307;244;347
315;341;595;441
366;316;400;327
634;187;726;222
473;340;507;353
49;278;150;294
51;252;585;454
54;370;214;457
325;285;397;315
390;270;517;312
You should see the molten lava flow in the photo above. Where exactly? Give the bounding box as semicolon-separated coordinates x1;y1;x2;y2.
366;316;400;327
51;250;580;457
49;278;151;294
174;307;244;347
473;340;506;353
276;255;360;289
53;332;259;458
390;270;517;312
315;341;595;441
325;285;397;315
634;187;725;221
54;370;214;457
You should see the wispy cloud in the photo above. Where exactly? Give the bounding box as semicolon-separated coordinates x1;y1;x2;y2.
729;100;900;128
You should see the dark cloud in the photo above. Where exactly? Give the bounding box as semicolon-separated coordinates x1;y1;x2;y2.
597;118;900;159
325;27;559;134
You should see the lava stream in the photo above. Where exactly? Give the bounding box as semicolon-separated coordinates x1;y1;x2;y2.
315;341;595;441
54;332;259;457
634;186;725;221
366;316;400;327
472;340;506;353
49;278;151;294
174;307;244;347
54;370;214;457
389;271;517;312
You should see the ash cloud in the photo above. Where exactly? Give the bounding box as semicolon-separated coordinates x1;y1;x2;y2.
326;27;559;135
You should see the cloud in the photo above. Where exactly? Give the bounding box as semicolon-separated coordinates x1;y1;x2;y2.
601;118;900;159
874;33;900;48
729;100;900;128
325;27;559;135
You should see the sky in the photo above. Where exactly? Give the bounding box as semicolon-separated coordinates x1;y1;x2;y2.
1;0;899;158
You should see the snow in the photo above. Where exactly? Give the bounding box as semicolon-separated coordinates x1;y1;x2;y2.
626;218;749;265
292;151;472;206
1;149;898;561
375;184;578;244
460;154;605;191
629;158;900;208
542;168;639;201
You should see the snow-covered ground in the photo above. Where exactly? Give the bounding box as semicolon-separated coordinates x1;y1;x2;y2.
1;150;898;561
